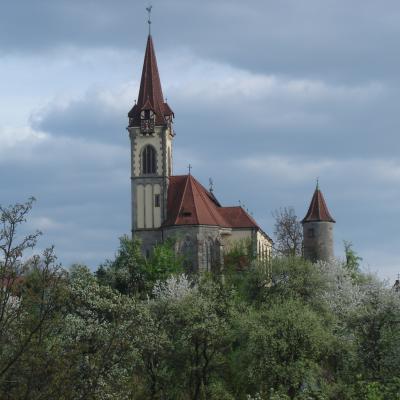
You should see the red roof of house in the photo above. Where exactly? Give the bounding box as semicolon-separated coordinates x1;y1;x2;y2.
302;185;335;223
164;175;266;233
128;35;173;126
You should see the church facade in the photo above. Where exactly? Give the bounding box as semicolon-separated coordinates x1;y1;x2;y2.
126;34;272;272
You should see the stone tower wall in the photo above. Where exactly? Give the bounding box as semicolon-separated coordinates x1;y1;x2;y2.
302;221;334;262
163;225;223;273
135;230;163;258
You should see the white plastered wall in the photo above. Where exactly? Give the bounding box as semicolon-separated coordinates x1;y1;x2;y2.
256;230;273;261
222;228;252;251
131;126;173;231
222;228;272;261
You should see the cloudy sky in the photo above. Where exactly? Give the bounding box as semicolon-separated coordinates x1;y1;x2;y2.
1;0;400;280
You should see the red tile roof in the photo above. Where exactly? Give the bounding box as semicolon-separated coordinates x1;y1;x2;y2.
128;35;173;126
219;207;259;228
164;175;265;232
302;186;335;223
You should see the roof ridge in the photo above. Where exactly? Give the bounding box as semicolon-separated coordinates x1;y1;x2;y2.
190;176;214;225
188;176;200;224
173;175;191;225
191;178;229;226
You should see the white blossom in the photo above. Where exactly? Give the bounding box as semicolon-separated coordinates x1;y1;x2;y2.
152;274;196;301
316;259;364;317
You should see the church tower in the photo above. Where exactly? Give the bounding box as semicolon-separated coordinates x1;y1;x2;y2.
302;182;335;262
127;34;174;254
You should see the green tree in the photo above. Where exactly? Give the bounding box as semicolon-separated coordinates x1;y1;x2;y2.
235;298;333;399
96;235;182;297
0;199;66;399
349;279;400;389
50;265;141;400
148;277;236;399
343;241;362;280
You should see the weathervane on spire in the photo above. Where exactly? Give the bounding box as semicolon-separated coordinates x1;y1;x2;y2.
146;5;153;35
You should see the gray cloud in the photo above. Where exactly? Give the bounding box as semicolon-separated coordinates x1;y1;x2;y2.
31;90;127;144
0;134;130;267
3;0;400;83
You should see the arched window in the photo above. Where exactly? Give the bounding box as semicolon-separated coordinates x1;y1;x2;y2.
142;145;157;174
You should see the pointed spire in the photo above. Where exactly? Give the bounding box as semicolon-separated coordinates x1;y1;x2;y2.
128;34;174;126
302;183;335;223
137;35;164;111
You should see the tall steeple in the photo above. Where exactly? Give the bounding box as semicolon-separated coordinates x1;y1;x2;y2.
302;182;335;262
127;29;175;255
128;35;174;129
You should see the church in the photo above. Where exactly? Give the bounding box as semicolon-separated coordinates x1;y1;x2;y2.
126;30;336;271
126;33;273;272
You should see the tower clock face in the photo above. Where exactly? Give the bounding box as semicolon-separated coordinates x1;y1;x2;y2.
140;109;155;133
141;119;154;133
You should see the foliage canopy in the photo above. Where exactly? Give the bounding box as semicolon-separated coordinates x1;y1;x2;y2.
1;200;399;399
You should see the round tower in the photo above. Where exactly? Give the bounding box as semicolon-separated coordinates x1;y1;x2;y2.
302;182;335;262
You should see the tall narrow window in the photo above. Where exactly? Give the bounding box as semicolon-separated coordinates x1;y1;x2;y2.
142;145;156;174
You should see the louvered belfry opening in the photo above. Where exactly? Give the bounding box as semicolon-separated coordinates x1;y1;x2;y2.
142;145;156;174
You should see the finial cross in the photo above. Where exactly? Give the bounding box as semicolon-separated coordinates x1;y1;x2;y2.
188;164;192;175
146;5;153;34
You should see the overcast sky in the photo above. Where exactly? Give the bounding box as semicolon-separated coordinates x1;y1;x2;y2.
1;0;400;281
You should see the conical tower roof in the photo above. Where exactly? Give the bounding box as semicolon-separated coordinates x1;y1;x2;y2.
128;35;173;126
302;183;335;223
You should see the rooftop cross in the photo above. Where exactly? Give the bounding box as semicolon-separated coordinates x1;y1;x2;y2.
316;177;320;190
188;164;192;175
146;5;153;35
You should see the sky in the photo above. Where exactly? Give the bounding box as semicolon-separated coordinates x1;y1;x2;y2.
1;0;400;281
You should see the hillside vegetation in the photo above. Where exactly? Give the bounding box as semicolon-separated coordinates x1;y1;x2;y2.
1;200;399;400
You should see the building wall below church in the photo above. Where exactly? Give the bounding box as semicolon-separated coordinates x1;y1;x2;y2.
256;230;273;261
135;225;272;273
223;228;272;262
